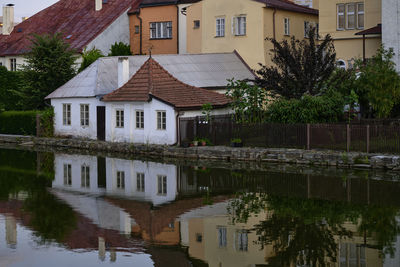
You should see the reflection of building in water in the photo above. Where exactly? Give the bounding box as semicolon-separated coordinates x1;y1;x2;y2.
52;153;178;206
5;215;17;247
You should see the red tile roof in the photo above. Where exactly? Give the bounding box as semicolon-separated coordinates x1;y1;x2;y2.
102;57;231;110
254;0;318;15
0;0;141;57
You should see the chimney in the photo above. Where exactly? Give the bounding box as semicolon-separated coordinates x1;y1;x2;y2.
118;57;129;87
95;0;102;11
2;4;15;35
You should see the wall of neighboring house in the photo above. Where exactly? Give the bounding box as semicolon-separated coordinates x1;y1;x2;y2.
129;5;178;55
263;8;319;67
86;8;131;55
186;1;203;54
382;0;400;72
105;98;177;145
178;3;194;54
319;0;381;68
51;97;102;139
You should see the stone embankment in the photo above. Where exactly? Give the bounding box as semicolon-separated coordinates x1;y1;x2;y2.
1;134;400;171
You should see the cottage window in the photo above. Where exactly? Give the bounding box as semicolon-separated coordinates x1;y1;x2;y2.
136;110;144;129
218;226;227;248
117;171;125;189
115;109;124;128
157;111;166;130
357;3;364;29
304;21;310;38
233;16;246;36
135;25;140;34
9;58;16;71
157;175;167;195
337;4;345;30
150;21;172;39
80;104;89;127
216;17;225;37
81;165;90;188
63;104;71;126
63;164;72;186
193;20;200;29
136;173;145;192
284;18;290;35
346;3;356;29
235;230;248;251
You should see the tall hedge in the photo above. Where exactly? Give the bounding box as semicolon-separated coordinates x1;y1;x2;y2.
0;111;38;135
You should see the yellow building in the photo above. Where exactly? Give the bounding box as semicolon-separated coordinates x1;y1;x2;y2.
319;0;382;68
186;0;319;70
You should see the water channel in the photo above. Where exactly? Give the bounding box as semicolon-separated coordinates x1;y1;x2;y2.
1;146;400;266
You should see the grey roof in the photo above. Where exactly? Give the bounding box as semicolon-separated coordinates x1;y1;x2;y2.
45;52;255;99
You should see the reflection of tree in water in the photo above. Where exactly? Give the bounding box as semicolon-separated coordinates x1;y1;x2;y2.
228;193;400;266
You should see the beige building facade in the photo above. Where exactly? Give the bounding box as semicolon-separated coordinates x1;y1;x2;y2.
186;0;318;70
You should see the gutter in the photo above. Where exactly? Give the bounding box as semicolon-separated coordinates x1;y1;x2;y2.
176;4;179;54
272;8;276;39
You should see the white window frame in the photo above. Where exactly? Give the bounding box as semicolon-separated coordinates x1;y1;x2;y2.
117;171;125;189
346;3;356;30
150;21;172;39
63;164;72;186
216;17;225;37
136;110;144;129
217;226;227;248
304;21;310;38
81;165;90;188
62;103;71;126
233;16;246;36
80;104;89;127
115;109;124;128
284;18;290;36
9;58;16;71
337;4;345;30
136;173;145;192
235;230;248;252
157;175;167;195
357;2;364;29
156;110;166;130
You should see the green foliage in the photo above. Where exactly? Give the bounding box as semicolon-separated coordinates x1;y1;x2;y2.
226;79;267;123
266;91;345;123
231;138;242;143
21;33;77;110
0;110;38;135
79;47;104;72
255;27;337;99
354;46;400;118
108;42;133;56
39;108;54;137
201;103;213;123
0;66;25;110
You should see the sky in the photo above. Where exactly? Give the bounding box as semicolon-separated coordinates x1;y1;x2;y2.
0;0;59;22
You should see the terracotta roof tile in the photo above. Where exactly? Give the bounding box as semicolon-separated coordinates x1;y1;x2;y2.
102;57;232;110
0;0;141;56
253;0;318;15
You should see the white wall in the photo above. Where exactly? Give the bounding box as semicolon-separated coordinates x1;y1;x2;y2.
382;0;400;72
178;4;193;54
105;98;177;145
86;9;131;56
0;56;25;71
51;97;103;139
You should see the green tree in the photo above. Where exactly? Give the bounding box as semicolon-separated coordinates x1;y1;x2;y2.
254;27;337;99
78;47;104;72
0;66;25;110
22;33;77;110
355;46;400;118
108;42;133;56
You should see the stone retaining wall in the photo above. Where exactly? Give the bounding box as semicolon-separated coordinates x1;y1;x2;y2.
0;135;399;171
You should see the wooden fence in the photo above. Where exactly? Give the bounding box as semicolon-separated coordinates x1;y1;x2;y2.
179;115;400;153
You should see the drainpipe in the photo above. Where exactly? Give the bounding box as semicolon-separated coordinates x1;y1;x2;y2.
176;5;180;54
272;8;277;39
136;12;143;55
175;111;181;146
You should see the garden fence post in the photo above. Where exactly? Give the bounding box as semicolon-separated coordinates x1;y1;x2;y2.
346;124;351;153
366;125;370;153
194;116;198;139
306;124;310;150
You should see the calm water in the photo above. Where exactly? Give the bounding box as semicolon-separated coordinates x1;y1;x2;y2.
1;147;400;267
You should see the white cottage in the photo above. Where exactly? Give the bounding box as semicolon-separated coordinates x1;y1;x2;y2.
45;53;255;143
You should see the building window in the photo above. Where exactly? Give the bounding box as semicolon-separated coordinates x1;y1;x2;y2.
196;233;203;243
0;62;3;66
233;16;246;36
218;227;227;248
346;3;356;29
337;4;345;30
157;111;166;130
136;173;145;192
337;59;347;69
357;3;364;29
304;21;310;38
136;110;144;129
150;21;172;39
116;109;124;128
9;58;16;71
63;164;72;186
81;165;90;188
117;171;125;189
80;104;89;127
284;18;290;35
157;175;167;195
235;230;248;251
135;25;140;34
216;17;225;37
193;20;200;29
62;104;71;126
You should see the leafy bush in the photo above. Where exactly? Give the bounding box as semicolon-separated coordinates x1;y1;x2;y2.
39;108;54;137
266;92;345;123
0;66;25;110
79;47;104;72
0;110;38;135
108;42;133;56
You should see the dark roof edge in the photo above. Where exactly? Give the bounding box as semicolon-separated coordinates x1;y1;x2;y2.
253;0;318;15
140;1;178;8
233;50;257;78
